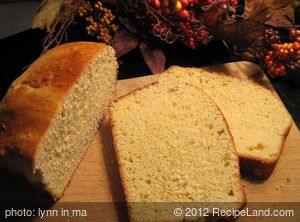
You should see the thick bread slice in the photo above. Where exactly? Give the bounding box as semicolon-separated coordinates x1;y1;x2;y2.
0;42;118;199
159;66;292;177
110;82;245;221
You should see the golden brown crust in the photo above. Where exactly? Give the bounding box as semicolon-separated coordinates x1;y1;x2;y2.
109;82;246;222
0;42;109;160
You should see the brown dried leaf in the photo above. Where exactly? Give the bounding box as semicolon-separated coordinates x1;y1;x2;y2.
112;30;140;58
139;41;166;74
202;6;225;28
244;0;300;22
265;13;292;27
213;19;264;51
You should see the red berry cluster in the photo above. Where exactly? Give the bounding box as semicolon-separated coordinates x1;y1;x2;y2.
264;29;300;77
123;0;238;49
78;0;118;44
149;0;238;15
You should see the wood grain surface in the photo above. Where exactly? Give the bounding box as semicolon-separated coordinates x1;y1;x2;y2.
0;61;299;222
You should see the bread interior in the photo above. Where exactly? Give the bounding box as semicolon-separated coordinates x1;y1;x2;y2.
159;67;292;162
32;47;117;198
111;83;244;204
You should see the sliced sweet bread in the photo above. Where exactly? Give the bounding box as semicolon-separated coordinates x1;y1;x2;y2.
159;66;292;177
110;82;245;221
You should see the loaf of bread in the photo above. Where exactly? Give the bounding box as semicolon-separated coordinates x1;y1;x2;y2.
0;42;118;199
159;66;292;177
110;82;246;221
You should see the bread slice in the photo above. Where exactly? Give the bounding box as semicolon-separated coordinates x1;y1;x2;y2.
110;82;245;221
0;42;118;199
159;66;292;177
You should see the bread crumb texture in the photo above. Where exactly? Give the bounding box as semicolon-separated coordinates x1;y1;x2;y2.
0;42;117;199
111;82;245;220
34;46;117;198
159;67;292;163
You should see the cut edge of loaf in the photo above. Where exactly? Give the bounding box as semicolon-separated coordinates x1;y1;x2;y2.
109;83;158;221
35;46;117;199
0;43;118;199
109;82;246;221
158;65;293;178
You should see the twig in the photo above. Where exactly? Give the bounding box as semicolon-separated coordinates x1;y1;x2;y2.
42;0;84;54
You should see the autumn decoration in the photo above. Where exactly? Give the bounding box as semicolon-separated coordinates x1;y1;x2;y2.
33;0;300;77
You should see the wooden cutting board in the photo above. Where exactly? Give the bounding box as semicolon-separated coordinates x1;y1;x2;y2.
1;61;299;222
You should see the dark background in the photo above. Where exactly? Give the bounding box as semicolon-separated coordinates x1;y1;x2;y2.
0;0;299;127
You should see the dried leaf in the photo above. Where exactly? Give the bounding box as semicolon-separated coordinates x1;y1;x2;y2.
244;0;300;22
202;6;225;28
32;0;67;31
265;13;292;27
213;19;264;51
139;41;166;74
117;14;140;35
112;30;140;58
